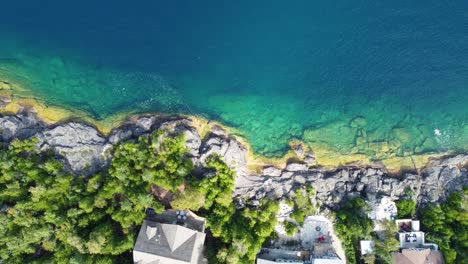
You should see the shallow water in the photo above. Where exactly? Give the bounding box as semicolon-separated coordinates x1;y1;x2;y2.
1;0;467;157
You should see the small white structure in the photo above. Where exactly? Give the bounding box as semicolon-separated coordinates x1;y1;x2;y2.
360;240;375;255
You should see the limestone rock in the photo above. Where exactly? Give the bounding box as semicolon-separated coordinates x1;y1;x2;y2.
108;127;134;144
292;144;305;158
262;166;282;177
419;155;468;203
198;131;247;176
0;112;42;141
224;139;247;169
176;126;201;158
35;123;107;174
210;125;226;136
285;163;308;172
135;116;156;131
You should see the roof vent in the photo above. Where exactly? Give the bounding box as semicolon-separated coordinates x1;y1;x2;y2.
146;225;157;240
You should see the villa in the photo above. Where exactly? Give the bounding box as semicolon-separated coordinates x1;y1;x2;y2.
394;219;438;250
392;219;444;264
133;209;207;264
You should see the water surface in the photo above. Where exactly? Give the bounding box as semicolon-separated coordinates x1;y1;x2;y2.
1;0;467;157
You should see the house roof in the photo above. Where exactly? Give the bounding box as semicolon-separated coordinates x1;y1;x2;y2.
133;220;206;264
392;249;444;264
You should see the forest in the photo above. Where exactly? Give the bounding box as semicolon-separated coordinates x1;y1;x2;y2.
0;132;278;263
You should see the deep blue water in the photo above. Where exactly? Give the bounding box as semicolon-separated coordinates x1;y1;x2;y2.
0;0;467;157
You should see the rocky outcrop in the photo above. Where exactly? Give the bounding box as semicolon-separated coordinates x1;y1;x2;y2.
235;155;467;209
197;127;247;176
0;112;466;210
0;112;43;141
419;155;468;204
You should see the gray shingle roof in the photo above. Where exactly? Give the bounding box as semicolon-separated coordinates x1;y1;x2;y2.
133;220;206;264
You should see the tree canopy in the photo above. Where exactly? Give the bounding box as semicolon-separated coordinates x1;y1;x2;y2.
395;199;416;219
0;132;195;263
419;190;468;264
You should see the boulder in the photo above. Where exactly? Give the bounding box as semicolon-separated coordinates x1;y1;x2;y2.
294;175;306;184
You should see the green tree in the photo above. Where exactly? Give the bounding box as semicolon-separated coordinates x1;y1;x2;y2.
283;221;298;236
419;191;467;264
334;198;374;264
396;199;416;218
289;186;315;225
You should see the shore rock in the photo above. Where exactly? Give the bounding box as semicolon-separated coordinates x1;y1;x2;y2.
0;112;466;211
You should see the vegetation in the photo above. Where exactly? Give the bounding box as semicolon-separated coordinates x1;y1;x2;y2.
373;219;400;264
170;185;205;211
198;156;279;263
334;197;374;264
395;199;416;218
419;190;468;264
361;253;376;264
0;133;280;263
283;221;298;236
289;186;315;225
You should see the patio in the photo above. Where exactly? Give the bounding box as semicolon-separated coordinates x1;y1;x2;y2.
300;216;332;249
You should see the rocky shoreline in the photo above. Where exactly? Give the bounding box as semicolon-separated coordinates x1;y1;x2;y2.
1;111;467;212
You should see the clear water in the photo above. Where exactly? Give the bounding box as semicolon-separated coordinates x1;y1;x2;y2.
0;0;467;157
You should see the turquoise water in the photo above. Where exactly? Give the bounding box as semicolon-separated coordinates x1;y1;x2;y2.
0;0;467;157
